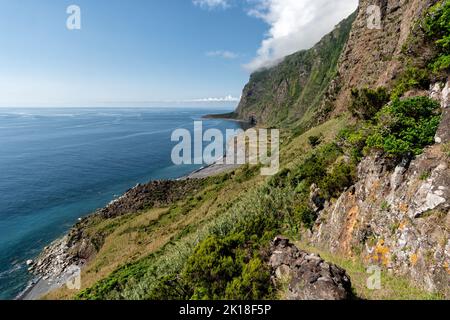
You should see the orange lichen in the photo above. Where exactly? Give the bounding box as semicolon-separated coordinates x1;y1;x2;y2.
339;203;360;256
410;253;419;266
371;240;390;267
398;203;409;214
444;262;450;275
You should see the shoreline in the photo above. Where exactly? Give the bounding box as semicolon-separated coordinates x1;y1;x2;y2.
17;148;242;301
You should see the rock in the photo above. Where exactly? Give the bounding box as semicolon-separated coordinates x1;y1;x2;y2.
269;237;353;300
309;184;325;212
310;144;450;297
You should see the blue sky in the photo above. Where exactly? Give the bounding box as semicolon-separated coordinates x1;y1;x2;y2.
0;0;358;107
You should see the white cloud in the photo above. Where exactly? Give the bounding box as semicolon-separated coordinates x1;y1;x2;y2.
193;0;230;10
188;95;240;102
206;50;239;59
244;0;358;72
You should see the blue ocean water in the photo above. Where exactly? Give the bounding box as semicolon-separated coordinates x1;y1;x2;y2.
0;107;241;300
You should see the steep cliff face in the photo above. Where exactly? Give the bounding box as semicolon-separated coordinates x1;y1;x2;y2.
235;0;441;127
331;0;439;113
310;80;450;296
234;13;355;127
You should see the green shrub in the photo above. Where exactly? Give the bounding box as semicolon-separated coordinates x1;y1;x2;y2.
224;257;272;300
294;204;317;230
320;161;357;199
391;66;429;99
350;87;390;120
423;0;450;72
366;97;441;158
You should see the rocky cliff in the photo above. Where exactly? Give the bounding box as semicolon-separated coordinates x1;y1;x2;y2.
310;79;449;296
331;0;441;113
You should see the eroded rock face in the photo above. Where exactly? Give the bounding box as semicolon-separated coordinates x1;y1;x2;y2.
433;78;450;144
269;237;353;300
311;81;450;297
332;0;437;115
311;146;449;296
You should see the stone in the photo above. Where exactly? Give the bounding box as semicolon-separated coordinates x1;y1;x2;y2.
269;236;353;300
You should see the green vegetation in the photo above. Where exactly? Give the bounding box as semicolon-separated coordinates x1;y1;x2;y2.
342;95;441;160
390;66;429;99
308;135;322;147
297;242;444;300
234;13;356;128
366;97;441;158
349;87;390;120
423;0;450;72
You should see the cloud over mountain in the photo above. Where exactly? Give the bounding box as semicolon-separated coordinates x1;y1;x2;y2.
244;0;358;72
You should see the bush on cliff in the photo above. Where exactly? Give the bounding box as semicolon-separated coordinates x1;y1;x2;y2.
423;0;450;72
349;87;390;120
366;97;441;158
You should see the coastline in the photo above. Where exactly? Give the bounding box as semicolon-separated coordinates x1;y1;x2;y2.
17;122;246;300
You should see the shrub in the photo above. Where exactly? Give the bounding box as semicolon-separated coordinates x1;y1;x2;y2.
294;204;317;230
423;0;450;72
308;135;322;147
320;161;357;199
390;66;429;99
366;97;441;158
349;87;390;120
224;257;272;300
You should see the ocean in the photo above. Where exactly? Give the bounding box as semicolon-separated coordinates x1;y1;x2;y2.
0;107;241;300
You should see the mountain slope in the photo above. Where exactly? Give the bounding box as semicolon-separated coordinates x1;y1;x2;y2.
233;13;356;128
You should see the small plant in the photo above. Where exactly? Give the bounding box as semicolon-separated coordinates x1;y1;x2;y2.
381;201;391;211
442;142;450;157
419;171;431;181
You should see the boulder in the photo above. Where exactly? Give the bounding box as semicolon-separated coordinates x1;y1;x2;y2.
269;236;353;300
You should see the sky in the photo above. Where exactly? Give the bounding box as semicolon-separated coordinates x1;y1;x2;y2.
0;0;358;107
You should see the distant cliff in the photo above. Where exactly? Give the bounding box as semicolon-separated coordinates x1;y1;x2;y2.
233;13;356;128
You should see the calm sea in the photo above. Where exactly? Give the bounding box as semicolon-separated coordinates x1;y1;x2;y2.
0;107;241;299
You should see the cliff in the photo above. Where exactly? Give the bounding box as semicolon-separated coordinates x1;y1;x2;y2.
233;13;356;128
310;79;450;296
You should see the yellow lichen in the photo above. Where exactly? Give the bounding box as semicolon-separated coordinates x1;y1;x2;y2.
371;240;390;267
410;253;419;266
399;203;409;214
444;262;450;275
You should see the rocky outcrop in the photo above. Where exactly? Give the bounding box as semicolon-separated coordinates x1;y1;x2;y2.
99;179;203;219
432;79;450;144
269;237;353;300
310;81;450;297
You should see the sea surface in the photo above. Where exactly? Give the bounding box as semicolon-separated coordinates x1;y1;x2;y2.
0;107;241;299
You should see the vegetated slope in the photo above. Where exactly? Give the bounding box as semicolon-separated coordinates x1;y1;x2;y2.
43;0;449;300
232;12;356;128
